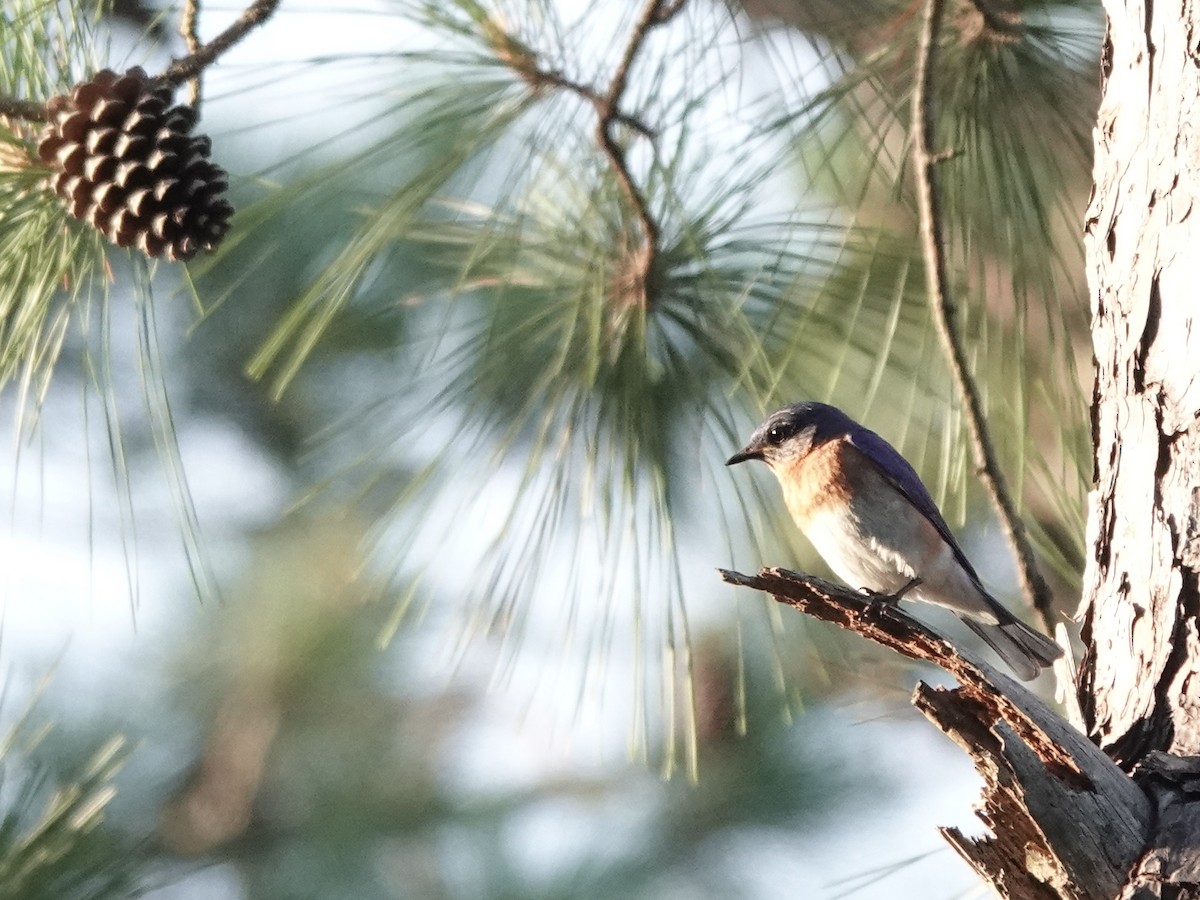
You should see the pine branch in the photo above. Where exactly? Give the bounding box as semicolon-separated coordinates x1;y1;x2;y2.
910;0;1056;633
478;1;688;304
0;0;279;122
484;20;656;140
961;0;1022;41
523;67;656;140
0;97;47;123
592;0;686;308
159;0;280;87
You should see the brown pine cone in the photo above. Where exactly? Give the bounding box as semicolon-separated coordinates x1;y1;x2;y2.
37;67;233;261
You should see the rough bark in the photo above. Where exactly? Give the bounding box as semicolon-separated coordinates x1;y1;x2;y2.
720;568;1151;898
1080;0;1200;772
1079;0;1200;890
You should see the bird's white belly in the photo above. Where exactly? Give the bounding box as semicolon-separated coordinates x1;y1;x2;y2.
801;498;996;620
803;503;921;595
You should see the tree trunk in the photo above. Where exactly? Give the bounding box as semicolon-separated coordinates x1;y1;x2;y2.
1080;0;1200;890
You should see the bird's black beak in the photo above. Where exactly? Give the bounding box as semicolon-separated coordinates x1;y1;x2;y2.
725;445;764;466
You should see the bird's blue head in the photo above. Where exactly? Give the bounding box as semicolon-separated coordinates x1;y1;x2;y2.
726;402;855;468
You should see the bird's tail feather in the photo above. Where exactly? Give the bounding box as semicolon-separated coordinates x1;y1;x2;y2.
962;617;1061;681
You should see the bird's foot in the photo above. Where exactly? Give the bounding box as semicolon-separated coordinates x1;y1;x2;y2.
884;578;922;603
854;578;916;607
857;579;921;621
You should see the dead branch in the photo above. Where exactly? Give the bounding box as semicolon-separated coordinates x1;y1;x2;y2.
720;566;1150;898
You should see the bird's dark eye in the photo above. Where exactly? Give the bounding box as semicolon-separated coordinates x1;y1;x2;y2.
767;425;785;444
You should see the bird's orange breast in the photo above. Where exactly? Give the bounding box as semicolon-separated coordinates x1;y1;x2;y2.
775;439;855;528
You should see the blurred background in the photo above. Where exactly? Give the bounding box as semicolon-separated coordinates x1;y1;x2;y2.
0;0;1101;897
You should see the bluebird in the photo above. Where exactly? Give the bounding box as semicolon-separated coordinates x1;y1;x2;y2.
726;401;1060;680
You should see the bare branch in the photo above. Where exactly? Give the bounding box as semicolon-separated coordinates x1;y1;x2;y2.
159;0;280;87
910;0;1055;632
180;0;204;111
719;565;1077;762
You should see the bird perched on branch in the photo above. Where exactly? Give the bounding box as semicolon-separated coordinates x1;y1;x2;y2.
726;401;1060;680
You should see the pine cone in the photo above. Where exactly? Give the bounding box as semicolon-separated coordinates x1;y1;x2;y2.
37;67;232;261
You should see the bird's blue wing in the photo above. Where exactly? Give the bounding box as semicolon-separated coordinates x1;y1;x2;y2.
845;427;985;583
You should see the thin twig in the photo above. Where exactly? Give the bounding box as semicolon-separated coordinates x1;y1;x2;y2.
961;0;1022;42
910;0;1055;632
594;0;684;307
654;0;689;23
532;67;655;140
482;15;668;306
0;0;277;125
180;0;204;112
0;96;47;123
159;0;280;87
